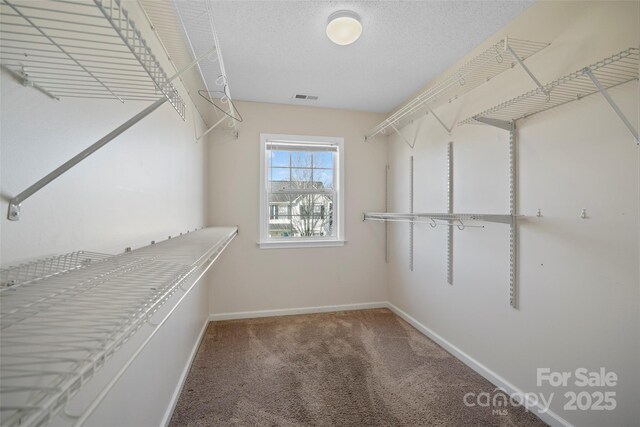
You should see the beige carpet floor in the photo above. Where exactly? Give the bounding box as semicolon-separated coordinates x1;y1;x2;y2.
169;309;546;426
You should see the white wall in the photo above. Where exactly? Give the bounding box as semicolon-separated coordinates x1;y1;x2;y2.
386;2;639;426
207;101;388;315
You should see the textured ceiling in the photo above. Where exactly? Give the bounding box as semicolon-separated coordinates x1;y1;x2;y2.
208;1;534;113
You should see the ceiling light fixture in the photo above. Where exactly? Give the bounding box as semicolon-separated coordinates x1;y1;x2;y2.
326;10;362;46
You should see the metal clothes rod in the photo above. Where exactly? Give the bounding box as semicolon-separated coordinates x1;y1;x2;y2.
364;38;549;140
366;216;485;229
364;212;515;225
7;45;217;221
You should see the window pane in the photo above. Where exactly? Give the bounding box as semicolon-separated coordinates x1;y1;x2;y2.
269;166;290;181
269;222;293;237
313;152;333;169
288;193;334;237
269;151;291;167
290;168;313;189
269;166;290;190
291;152;313;168
268;194;291;214
312;169;333;189
268;194;292;238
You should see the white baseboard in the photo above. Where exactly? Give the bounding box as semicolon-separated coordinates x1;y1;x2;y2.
385;302;571;427
160;317;209;427
209;301;388;321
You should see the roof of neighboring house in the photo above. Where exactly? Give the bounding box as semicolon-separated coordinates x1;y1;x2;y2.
269;181;330;204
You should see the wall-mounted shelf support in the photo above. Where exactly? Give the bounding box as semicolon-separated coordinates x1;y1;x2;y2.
385;164;390;263
409;156;414;271
473;117;513;131
583;68;639;145
504;42;547;96
508;123;518;308
465;117;518;307
447;142;453;285
390;122;415;149
7;46;216;221
0;64;58;100
428;107;453;135
197;114;231;141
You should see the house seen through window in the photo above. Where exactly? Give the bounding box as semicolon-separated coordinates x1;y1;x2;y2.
260;134;344;248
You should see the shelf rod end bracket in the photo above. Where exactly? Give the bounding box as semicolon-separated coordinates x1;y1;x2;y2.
583;67;639;145
8;202;20;221
1;64;59;101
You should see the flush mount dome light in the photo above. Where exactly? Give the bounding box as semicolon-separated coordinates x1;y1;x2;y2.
326;10;362;46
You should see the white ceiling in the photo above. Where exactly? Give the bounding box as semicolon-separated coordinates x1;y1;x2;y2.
209;1;534;113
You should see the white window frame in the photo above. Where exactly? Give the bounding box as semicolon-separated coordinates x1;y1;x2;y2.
259;133;345;249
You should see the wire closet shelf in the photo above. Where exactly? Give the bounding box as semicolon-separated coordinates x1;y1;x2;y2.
0;0;186;118
0;227;237;427
365;38;549;140
0;251;112;289
459;47;639;128
138;0;240;138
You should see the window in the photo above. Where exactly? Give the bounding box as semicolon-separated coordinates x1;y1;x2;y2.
259;134;345;248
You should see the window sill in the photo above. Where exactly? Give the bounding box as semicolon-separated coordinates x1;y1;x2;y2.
257;240;346;249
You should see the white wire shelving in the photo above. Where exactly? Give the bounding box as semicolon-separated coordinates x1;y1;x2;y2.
0;226;238;427
0;251;112;289
0;0;186;117
364;38;550;143
459;47;639;144
3;0;231;221
139;0;240;140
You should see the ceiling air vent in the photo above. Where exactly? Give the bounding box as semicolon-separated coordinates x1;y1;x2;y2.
294;94;318;100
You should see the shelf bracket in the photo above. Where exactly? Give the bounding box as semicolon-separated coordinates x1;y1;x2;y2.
390;123;416;149
1;65;59;100
505;42;548;97
583;68;639;145
427;107;453;135
197;115;229;141
7;46;217;221
473;116;514;132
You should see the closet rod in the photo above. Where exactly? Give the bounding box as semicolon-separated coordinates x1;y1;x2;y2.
364;212;515;225
7;46;217;221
